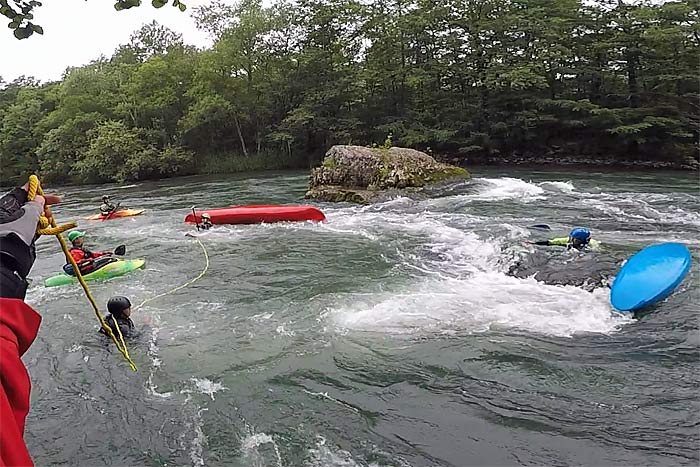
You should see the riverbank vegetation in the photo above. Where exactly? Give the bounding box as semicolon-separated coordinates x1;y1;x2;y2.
1;0;697;185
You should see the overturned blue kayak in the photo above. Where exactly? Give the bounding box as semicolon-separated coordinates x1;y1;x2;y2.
611;243;691;311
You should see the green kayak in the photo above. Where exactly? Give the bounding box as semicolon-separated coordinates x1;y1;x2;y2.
44;259;146;287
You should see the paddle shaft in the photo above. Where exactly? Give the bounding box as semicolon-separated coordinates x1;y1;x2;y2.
192;206;200;231
104;202;121;221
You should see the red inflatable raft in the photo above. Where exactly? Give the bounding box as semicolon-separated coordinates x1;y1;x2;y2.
185;205;326;225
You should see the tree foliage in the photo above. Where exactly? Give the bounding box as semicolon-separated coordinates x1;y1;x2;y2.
1;0;186;39
1;0;698;185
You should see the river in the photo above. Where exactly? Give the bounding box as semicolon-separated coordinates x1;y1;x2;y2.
24;167;699;466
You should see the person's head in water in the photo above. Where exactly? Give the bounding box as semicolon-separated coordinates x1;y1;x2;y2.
201;212;211;225
68;230;85;248
102;195;109;202
107;296;132;318
568;228;591;250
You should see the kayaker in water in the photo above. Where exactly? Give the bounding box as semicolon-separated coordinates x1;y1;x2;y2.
99;195;117;216
199;212;213;230
0;180;61;466
531;227;595;251
65;230;117;275
99;296;136;339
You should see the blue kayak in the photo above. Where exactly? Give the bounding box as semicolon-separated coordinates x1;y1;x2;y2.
611;243;692;311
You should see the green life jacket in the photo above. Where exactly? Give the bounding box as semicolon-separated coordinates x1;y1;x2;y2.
548;237;601;249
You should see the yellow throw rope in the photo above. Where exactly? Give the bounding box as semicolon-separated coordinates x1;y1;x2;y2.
27;175;137;371
133;236;209;311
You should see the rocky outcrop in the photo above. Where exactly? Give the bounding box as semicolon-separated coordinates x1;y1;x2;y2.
305;145;469;203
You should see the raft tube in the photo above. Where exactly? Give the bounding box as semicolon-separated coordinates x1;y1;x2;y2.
44;259;146;287
185;205;326;225
86;209;145;221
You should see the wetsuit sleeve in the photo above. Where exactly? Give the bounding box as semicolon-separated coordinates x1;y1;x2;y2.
547;237;569;247
92;251;111;258
69;248;85;263
0;297;41;467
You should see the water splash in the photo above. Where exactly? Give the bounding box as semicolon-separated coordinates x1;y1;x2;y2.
465;177;546;202
539;180;576;193
326;273;630;337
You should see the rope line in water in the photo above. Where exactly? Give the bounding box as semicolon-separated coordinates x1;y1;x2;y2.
27;175;137;371
133;236;209;311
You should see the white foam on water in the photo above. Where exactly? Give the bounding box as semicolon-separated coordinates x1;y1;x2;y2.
318;200;630;338
579;197;652;222
250;311;275;321
317;222;380;241
465;177;546;202
307;435;385;467
241;432;275;451
276;324;295;337
240;431;283;467
327;273;630;337
539;180;576;193
190;377;227;401
581;192;700;227
189;407;207;467
146;320;173;399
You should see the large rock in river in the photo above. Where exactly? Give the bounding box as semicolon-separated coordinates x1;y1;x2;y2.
305;145;469;203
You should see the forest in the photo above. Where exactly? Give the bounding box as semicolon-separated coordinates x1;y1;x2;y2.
0;0;698;185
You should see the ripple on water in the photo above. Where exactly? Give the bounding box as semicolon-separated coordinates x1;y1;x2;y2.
22;170;700;467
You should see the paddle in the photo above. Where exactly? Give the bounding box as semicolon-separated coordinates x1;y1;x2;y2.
191;206;200;231
103;202;122;221
527;224;552;245
113;244;126;256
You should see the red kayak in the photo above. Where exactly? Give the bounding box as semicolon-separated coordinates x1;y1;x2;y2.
185;205;326;225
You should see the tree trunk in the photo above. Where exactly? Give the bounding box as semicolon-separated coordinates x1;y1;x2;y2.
233;114;248;157
626;48;640;107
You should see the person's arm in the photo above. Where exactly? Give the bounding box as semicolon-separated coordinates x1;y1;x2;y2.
0;297;41;467
92;250;112;258
547;237;569;247
0;182;59;467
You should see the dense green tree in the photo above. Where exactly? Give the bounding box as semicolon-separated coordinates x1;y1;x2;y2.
1;0;697;186
1;0;186;39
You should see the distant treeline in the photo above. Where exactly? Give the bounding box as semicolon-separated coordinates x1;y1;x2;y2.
1;0;698;185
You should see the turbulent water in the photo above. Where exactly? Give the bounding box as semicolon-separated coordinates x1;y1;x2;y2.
24;168;699;466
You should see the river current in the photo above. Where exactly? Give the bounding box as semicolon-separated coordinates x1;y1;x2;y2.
24;167;699;466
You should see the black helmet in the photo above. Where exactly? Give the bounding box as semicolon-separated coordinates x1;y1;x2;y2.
102;195;109;201
107;296;131;316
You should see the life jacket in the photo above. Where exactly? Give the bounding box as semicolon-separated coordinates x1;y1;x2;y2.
99;314;135;339
64;250;114;276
